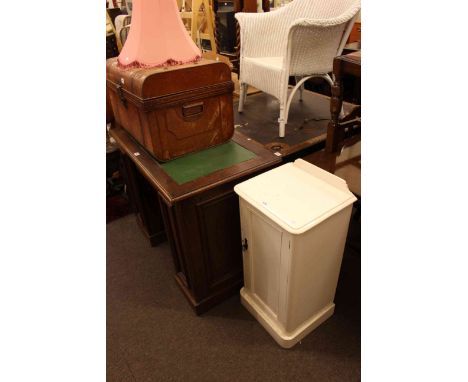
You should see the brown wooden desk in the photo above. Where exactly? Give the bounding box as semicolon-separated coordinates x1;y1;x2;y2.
110;125;280;314
326;51;361;172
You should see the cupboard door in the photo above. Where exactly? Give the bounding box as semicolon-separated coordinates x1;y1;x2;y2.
244;206;283;317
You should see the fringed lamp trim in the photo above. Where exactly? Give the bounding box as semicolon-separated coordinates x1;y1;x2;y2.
117;55;202;70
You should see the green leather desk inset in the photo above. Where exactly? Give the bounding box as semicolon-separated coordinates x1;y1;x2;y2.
160;141;257;185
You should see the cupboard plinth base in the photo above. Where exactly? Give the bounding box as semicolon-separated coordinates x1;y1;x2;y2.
240;288;335;349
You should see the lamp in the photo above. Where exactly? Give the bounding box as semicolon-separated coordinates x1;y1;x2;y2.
118;0;201;69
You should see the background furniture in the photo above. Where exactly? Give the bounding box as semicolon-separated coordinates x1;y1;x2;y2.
114;14;131;48
211;0;270;73
326;50;361;172
236;0;360;137
179;0;217;52
213;0;237;54
110;124;280;314
347;20;360;44
119;25;131;46
106;9;121;57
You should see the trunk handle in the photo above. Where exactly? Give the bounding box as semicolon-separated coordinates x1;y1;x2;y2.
182;101;204;118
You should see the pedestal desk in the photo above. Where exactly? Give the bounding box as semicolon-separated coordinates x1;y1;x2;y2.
110;124;281;314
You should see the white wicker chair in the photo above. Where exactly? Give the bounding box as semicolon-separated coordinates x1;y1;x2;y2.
235;0;361;137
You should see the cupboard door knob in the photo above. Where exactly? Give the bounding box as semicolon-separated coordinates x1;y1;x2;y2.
242;238;248;251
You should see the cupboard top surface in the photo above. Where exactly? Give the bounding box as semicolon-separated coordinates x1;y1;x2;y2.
234;159;356;234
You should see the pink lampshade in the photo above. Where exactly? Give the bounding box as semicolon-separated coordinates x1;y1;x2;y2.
118;0;201;69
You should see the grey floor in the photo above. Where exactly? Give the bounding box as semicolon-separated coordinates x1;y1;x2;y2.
107;213;361;381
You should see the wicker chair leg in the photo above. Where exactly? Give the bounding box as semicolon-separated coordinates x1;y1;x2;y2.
278;99;287;138
238;82;247;113
295;76;304;101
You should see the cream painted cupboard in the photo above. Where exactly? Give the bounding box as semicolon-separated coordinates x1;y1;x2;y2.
234;159;356;348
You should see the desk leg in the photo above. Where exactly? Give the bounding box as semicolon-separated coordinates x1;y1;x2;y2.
120;153;166;246
158;188;244;315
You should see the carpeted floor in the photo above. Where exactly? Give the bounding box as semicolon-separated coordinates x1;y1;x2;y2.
107;212;361;381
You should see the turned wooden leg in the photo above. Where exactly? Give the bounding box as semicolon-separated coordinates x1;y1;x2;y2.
326;77;343;154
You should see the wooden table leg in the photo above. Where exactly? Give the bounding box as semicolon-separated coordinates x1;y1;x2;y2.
325;60;344;173
120;153;167;247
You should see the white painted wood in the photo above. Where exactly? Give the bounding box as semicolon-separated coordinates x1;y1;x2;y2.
235;159;356;348
251;213;282;315
235;159;355;234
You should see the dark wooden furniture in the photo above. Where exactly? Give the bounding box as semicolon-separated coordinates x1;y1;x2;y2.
213;0;269;73
110;124;280;314
347;21;361;45
213;1;237;54
106;34;119;59
119;153;167;246
326;51;361;172
234;89;355;162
